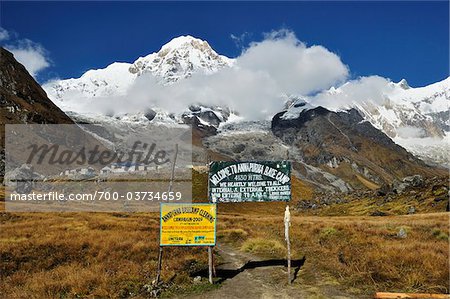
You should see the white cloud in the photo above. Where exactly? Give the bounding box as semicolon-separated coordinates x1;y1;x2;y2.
396;126;426;138
69;30;350;120
237;29;349;95
6;39;51;78
1;28;51;78
0;27;10;42
311;75;394;110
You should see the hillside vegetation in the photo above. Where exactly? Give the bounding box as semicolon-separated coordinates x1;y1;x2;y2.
0;171;448;298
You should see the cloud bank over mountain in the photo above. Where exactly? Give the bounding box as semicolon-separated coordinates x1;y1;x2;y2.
48;30;350;120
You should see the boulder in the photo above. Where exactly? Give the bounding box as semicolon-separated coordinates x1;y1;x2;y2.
393;182;409;194
376;184;391;196
402;175;424;187
397;228;407;239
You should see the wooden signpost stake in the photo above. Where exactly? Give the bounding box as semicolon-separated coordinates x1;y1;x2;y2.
206;155;214;285
155;246;163;284
208;246;213;284
212;249;216;277
284;205;291;284
155;144;179;285
168;144;178;194
284;152;292;285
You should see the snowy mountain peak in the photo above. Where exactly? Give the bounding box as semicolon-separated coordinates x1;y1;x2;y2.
160;35;212;52
280;96;316;120
128;35;233;82
161;35;199;48
279;76;450;166
43;35;234;102
396;78;410;89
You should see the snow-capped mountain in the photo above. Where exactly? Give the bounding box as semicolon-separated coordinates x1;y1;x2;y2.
128;36;234;82
282;77;450;166
354;78;448;139
286;77;449;138
42;35;449;167
43;35;234;101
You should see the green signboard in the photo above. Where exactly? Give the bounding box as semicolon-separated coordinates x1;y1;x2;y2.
208;161;291;203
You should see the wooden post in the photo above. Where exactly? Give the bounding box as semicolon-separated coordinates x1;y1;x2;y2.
155;246;163;284
284;205;291;284
211;246;216;277
168;144;178;193
156;144;177;285
208;246;213;284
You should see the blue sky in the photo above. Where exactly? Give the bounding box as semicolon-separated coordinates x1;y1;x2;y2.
0;1;448;86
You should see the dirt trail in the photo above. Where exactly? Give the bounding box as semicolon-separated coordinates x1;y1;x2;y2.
185;244;363;299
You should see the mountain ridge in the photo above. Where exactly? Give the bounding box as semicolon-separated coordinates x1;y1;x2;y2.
40;36;450;167
0;47;74;176
272;106;440;188
44;35;234;102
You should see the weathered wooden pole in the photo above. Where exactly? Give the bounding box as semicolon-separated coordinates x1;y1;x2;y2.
208;246;213;284
156;144;178;285
284;205;291;284
212;247;216;277
168;144;179;193
155;246;163;284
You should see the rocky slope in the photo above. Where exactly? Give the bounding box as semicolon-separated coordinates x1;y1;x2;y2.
0;48;73;127
283;78;450;166
271;105;441;189
319;78;449;139
0;48;112;179
0;47;73;176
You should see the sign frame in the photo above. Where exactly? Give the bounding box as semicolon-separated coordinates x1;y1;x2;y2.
159;203;217;247
208;160;292;203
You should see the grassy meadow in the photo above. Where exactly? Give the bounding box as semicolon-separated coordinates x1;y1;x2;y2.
0;171;449;298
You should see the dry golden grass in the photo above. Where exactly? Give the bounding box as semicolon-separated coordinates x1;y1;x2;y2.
241;238;285;257
218;211;450;295
312;194;448;217
0;212;211;298
0;211;448;297
356;174;381;190
0;171;448;297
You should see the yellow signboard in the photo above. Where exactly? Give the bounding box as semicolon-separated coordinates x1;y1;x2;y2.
160;203;217;246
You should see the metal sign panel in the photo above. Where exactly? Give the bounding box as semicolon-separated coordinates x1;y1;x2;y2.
209;161;291;203
160;203;216;246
